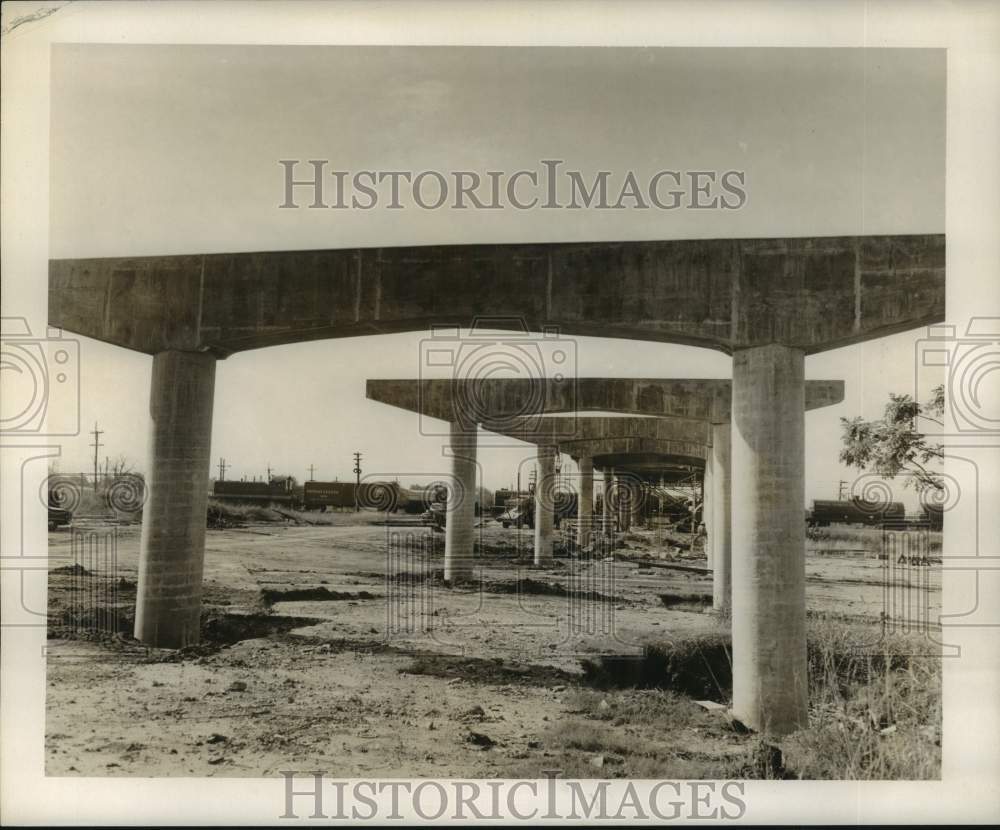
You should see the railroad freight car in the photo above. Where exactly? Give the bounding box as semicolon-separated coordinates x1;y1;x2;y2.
807;498;906;527
403;483;449;514
302;480;408;512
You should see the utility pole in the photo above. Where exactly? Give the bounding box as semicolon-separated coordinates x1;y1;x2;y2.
837;479;849;501
266;463;273;482
353;451;362;512
90;422;103;491
308;464;316;481
218;458;227;481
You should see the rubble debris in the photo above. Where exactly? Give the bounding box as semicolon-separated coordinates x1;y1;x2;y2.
465;732;496;749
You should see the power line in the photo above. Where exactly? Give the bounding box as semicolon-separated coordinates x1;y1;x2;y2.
90;422;104;492
353;451;362;512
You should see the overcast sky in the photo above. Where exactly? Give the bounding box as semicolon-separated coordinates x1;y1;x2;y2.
48;45;945;504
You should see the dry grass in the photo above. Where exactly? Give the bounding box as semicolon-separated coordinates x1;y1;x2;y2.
509;688;746;780
206;499;284;523
557;616;941;780
807;525;942;557
784;617;941;779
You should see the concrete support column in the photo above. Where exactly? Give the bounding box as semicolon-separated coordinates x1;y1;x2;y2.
703;456;714;568
731;343;808;736
444;423;478;583
534;445;557;565
602;470;614;534
712;422;733;611
577;455;594;550
135;350;216;648
630;479;643;529
617;475;630;532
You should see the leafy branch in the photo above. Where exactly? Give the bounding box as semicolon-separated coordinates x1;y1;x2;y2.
839;384;945;492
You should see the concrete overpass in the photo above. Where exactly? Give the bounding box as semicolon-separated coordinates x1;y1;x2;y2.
49;232;943;737
367;377;845;615
478;415;712;570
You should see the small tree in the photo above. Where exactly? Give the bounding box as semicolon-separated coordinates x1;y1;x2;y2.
839;385;944;493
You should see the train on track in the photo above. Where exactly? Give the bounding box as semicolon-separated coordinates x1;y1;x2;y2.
211;478;447;513
806;498;942;531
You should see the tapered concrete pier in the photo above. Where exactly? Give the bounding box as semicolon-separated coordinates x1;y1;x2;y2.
576;455;594;550
703;456;714;568
134;351;216;648
534;446;557;565
629;478;644;529
444;423;478;583
602;470;614;534
711;422;733;611
616;475;630;532
731;344;808;736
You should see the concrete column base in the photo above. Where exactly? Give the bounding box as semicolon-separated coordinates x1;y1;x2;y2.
135;350;216;649
731;343;808;737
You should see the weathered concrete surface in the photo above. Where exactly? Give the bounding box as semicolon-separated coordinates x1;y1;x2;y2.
731;344;808;737
703;454;714;568
443;423;477;583
711;422;733;611
593;454;704;484
479;416;711;474
576;454;594;549
366;377;844;429
617;474;630;532
602;471;614;532
50;235;944;356
134;351;215;648
534;446;557;566
629;478;644;528
490;414;711;447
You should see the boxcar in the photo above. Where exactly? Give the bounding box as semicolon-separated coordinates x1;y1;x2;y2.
302;480;407;512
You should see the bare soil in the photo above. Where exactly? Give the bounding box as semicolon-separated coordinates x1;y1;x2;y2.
44;518;940;778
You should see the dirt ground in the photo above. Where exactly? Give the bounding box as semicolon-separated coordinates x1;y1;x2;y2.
44;514;941;778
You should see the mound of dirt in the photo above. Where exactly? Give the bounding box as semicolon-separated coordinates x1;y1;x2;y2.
401;652;577;688
658;592;713;611
580;635;733;700
481;577;625;605
259;587;379;605
51;563;92;576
